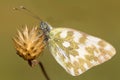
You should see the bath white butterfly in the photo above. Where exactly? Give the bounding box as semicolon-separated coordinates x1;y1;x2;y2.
40;21;116;76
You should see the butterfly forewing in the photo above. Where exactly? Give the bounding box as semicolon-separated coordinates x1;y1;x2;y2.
48;28;116;76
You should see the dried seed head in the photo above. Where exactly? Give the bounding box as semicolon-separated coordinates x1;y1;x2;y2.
13;25;46;61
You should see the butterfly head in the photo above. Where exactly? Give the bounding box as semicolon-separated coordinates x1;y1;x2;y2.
40;21;52;33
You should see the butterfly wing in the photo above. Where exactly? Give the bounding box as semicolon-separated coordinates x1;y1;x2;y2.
48;28;116;76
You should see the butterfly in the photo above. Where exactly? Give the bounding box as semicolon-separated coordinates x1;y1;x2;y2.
13;21;116;76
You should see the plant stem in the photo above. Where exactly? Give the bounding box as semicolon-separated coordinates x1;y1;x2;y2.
38;61;50;80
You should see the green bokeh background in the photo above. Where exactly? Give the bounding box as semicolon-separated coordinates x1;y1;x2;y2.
0;0;120;80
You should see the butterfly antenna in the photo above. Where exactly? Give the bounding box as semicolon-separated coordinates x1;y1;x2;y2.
13;6;42;21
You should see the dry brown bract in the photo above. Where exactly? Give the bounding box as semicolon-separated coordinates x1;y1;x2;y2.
13;26;46;62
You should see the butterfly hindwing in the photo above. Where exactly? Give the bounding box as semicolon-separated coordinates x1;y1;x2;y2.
48;28;116;76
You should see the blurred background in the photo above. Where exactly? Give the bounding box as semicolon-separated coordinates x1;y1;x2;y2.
0;0;120;80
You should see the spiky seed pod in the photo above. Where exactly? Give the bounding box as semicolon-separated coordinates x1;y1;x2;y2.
13;26;46;62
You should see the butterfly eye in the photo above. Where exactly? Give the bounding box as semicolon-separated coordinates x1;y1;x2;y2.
40;21;50;32
40;21;47;29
